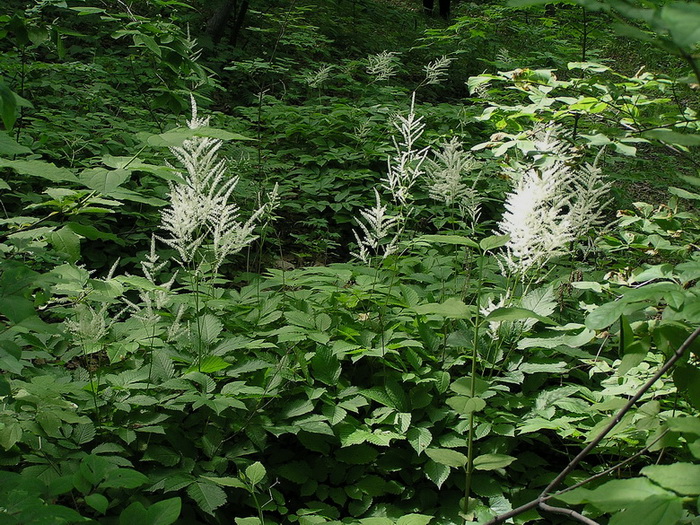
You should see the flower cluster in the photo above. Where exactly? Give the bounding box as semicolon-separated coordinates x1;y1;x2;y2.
159;96;277;273
497;126;611;275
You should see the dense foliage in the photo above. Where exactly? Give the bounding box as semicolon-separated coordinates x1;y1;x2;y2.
1;1;699;524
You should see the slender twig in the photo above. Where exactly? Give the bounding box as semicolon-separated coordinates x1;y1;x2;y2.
484;325;700;525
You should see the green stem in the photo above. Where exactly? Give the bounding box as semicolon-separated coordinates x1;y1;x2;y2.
464;250;485;520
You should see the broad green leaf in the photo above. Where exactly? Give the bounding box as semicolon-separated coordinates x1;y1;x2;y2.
424;459;450;488
79;168;130;194
311;345;341;385
643;129;700;147
101;468;148;489
396;515;433;525
146;497;182;525
0;132;30;154
609;495;683;525
0;82;17;130
50;226;81;263
407;427;432;455
120;502;147;524
195;356;230;374
186;481;227;515
641;463;700;495
147;127;253;147
202;476;248;490
0;158;78;182
450;376;490;396
235;519;262;525
479;234;509;251
446;396;486;415
85;493;109;514
245;462;266;485
585;300;627;330
555;478;670;512
414;298;474;319
660;2;700;49
0;296;35;324
484;307;555;325
425;447;468;468
666;417;700;436
414;234;478;248
473;454;516;471
0;421;22;450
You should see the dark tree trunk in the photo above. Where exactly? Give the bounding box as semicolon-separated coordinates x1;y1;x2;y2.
423;0;450;18
206;0;250;46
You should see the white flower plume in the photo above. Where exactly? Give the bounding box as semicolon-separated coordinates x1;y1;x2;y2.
159;95;277;271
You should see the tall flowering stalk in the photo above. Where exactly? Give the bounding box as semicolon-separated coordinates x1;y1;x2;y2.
497;126;611;276
159;95;277;274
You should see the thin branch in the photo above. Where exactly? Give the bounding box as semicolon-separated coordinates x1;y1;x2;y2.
484;325;700;525
538;502;600;525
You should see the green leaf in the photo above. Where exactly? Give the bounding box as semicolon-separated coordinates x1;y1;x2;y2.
0;132;30;155
196;356;230;374
450;376;490;396
585;301;627;330
479;234;509;252
484;307;555;325
407;427;432;455
446;396;486;415
120;502;147;524
101;468;148;489
202;476;247;489
146;497;182;525
0;82;17;130
643;129;700;146
311;346;341;385
609;495;683;525
50;226;81;263
245;462;266;485
0;159;78;182
85;493;109;514
660;2;700;49
425;447;467;468
396;514;433;525
0;421;22;450
641;463;700;495
147;127;253;148
186;481;227;515
414;298;474;319
79;168;130;194
555;478;670;512
414;234;478;248
424;460;450;488
473;454;516;471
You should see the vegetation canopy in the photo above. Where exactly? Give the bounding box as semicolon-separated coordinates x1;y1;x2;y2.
0;0;699;524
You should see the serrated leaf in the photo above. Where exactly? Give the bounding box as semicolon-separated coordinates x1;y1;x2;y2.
407;427;432;455
50;226;81;263
609;495;682;525
245;462;266;485
202;476;247;489
425;447;467;468
73;422;95;444
187;481;227;515
311;346;341;385
424;459;450;488
147;127;253;147
473;454;516;471
196;356;230;374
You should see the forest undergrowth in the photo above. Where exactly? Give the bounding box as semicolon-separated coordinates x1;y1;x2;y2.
1;1;700;524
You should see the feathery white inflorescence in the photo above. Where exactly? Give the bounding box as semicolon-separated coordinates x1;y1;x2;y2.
366;51;400;82
497;126;611;275
426;137;482;224
159;95;277;272
423;55;454;86
382;93;429;207
350;188;400;264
